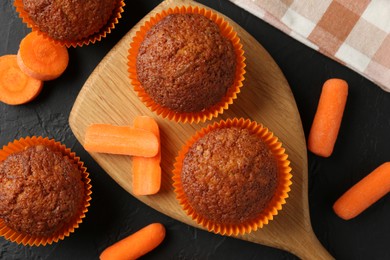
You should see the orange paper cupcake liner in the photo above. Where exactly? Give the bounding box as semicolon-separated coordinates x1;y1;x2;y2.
128;6;246;124
0;136;92;246
14;0;125;48
173;118;292;236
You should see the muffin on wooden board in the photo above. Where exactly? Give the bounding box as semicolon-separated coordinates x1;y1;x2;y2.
173;118;292;235
15;0;125;47
136;13;236;113
128;6;246;123
0;136;91;246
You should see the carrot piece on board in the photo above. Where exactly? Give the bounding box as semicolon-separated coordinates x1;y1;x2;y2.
84;124;159;157
17;31;69;81
333;162;390;220
0;55;43;105
308;78;348;157
100;223;166;260
133;116;161;195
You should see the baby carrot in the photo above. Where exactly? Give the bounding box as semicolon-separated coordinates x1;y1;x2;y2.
100;223;166;260
0;55;43;105
333;162;390;220
84;124;159;157
133;116;162;195
308;78;348;157
17;31;69;81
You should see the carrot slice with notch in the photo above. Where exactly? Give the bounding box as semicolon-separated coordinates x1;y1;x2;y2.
17;31;69;81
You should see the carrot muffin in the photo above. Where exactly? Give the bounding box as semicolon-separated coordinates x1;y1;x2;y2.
21;0;118;41
181;127;278;225
0;144;84;237
173;118;292;235
136;13;237;113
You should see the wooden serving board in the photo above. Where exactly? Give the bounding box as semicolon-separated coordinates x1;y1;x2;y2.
69;0;333;259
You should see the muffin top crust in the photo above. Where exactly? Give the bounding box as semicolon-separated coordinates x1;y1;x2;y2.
181;127;278;225
136;13;236;113
22;0;117;41
0;145;84;236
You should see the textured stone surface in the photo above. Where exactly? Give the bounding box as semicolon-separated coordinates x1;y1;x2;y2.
1;0;390;259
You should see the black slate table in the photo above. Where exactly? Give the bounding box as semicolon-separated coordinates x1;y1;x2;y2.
1;1;390;259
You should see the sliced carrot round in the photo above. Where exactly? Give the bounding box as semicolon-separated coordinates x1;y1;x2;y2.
0;55;43;105
17;31;69;81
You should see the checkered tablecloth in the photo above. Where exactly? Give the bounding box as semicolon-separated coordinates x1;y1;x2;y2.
229;0;390;92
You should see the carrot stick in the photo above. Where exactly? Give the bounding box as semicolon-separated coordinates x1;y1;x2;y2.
100;223;166;260
84;124;159;157
0;55;43;105
133;116;161;195
333;162;390;220
17;31;69;81
308;78;348;157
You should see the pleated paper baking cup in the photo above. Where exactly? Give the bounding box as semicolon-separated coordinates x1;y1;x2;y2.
128;6;246;124
0;136;92;246
173;118;292;236
14;0;125;48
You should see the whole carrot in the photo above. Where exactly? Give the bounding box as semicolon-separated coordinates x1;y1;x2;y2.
308;79;348;157
100;223;166;260
333;162;390;220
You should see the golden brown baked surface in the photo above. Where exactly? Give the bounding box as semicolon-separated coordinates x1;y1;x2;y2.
181;127;278;225
136;13;236;113
22;0;117;41
0;145;84;237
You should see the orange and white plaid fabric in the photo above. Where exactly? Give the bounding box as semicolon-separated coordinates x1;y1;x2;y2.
229;0;390;92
